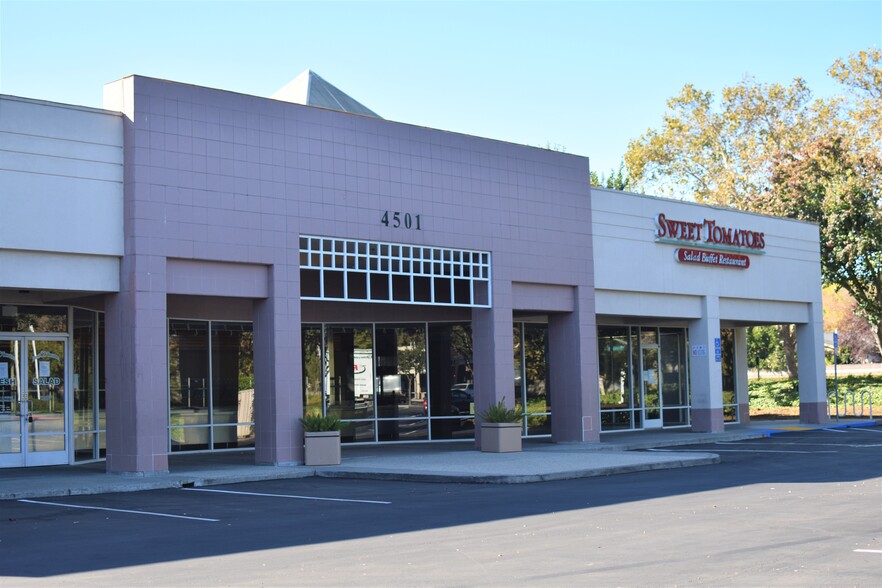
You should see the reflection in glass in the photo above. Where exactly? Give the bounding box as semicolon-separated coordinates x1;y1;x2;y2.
302;325;324;415
429;323;474;440
375;325;427;439
211;322;254;449
0;305;67;333
27;339;65;452
72;308;104;461
169;320;210;451
167;319;255;452
326;325;375;441
641;346;660;417
523;324;550;435
660;329;689;426
721;328;737;422
599;326;633;431
0;339;22;454
377;419;428;442
98;314;106;458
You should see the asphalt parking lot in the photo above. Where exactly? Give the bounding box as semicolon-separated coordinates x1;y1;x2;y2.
2;426;880;586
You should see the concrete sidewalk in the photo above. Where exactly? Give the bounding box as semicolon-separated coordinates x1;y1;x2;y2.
1;419;875;499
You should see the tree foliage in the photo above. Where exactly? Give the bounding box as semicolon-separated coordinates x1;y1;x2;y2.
767;136;882;349
625;48;882;357
590;163;632;191
624;77;821;206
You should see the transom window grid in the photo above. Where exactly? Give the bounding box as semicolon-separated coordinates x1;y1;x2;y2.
299;236;491;307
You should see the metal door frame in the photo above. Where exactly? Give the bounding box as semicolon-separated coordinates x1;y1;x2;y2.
639;342;663;429
0;334;69;467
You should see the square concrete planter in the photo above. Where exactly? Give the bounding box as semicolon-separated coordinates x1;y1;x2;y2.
303;431;341;466
480;422;522;453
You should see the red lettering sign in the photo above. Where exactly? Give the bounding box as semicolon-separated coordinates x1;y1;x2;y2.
675;248;750;269
656;213;765;250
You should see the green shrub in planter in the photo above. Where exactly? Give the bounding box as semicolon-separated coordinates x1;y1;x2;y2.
299;412;340;432
478;397;524;423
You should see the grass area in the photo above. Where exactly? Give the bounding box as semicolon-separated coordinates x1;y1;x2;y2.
749;374;882;418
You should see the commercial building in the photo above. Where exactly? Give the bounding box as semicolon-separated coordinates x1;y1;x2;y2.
0;72;827;472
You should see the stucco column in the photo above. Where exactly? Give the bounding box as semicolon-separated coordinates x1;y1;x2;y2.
105;256;169;474
734;327;750;423
471;281;514;446
689;295;724;432
797;302;829;424
548;286;599;443
253;262;303;464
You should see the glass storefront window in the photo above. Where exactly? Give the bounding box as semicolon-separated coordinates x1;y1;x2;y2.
73;309;96;461
375;325;428;441
660;328;689;427
0;305;67;333
428;323;474;440
211;322;254;449
169;320;210;451
302;325;324;415
523;323;550;436
326;325;376;442
721;328;738;422
168;319;255;452
303;322;480;444
599;325;690;431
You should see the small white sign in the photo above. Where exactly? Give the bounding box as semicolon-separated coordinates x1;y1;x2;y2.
39;361;51;377
0;363;7;379
691;345;708;357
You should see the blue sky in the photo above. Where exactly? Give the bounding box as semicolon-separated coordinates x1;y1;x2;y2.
1;1;880;174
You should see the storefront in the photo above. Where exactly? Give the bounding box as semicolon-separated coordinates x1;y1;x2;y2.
0;73;827;473
592;188;827;433
0;95;121;468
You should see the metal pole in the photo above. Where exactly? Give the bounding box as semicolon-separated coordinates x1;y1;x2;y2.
834;330;839;421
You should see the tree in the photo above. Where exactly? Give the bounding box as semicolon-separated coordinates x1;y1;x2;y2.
822;286;881;363
746;326;784;378
590;163;632;191
828;48;882;152
624;77;821;206
768;136;882;354
624;47;882;367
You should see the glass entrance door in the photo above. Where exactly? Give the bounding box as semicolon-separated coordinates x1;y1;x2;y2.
0;337;67;467
641;345;662;429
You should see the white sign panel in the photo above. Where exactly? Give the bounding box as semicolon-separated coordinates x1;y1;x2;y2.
691;345;708;358
353;349;374;400
39;361;51;377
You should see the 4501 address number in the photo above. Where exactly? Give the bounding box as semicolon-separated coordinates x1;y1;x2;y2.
381;211;422;230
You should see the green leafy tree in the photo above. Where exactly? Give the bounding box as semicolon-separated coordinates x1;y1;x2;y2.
624;77;822;206
747;326;784;378
624;47;882;368
829;48;882;152
590;162;632;191
767;137;882;354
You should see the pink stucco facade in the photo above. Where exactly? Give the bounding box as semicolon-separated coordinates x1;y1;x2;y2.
102;76;597;473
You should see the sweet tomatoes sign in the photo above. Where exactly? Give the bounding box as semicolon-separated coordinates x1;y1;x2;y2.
655;213;764;270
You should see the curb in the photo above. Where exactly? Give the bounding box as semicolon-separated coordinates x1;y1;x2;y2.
313;455;720;484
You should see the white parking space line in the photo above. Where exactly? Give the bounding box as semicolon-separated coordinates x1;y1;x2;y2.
648;448;837;454
850;427;882;433
182;487;391;505
854;549;882;554
821;428;849;433
18;499;219;522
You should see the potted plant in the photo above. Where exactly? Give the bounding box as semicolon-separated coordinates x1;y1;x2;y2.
300;411;341;466
478;397;524;453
